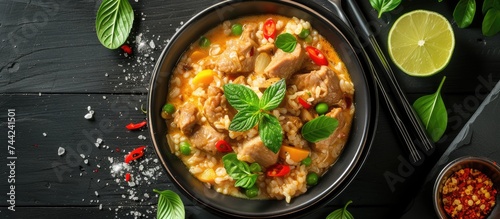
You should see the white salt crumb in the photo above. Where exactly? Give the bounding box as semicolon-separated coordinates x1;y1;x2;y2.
96;138;103;144
80;154;85;159
57;147;65;156
87;106;91;111
104;73;109;77
102;96;107;99
138;135;147;140
39;92;41;96
95;191;99;197
149;40;155;49
42;132;47;137
99;204;102;210
84;111;94;120
84;159;89;165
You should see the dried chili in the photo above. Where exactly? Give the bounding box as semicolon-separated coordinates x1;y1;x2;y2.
125;173;131;182
121;44;133;55
441;168;497;219
126;120;147;131
124;146;146;164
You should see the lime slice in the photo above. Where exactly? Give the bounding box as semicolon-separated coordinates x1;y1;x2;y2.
388;10;455;77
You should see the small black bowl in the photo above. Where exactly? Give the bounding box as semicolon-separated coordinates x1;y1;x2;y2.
148;0;377;218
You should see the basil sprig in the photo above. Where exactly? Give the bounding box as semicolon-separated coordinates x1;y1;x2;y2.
412;76;447;142
453;0;476;28
301;115;339;143
275;33;297;53
153;189;185;219
369;0;402;18
326;200;354;219
482;0;500;36
222;153;258;189
224;79;286;153
95;0;134;49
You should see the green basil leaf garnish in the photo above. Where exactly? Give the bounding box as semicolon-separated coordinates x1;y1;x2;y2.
153;189;185;219
222;153;258;189
228;109;261;132
369;0;402;18
412;76;448;142
95;0;134;49
326;200;354;219
224;79;286;153
482;0;500;14
259;114;283;154
275;33;297;53
302;115;338;143
482;8;500;36
453;0;476;28
260;79;286;110
223;83;260;111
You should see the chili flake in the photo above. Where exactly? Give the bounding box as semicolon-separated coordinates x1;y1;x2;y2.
441;168;497;219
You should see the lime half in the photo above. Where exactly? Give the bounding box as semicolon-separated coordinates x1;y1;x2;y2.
388;10;455;77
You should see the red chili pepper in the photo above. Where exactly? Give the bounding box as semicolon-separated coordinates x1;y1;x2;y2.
125;173;131;182
263;18;277;40
306;46;328;66
126;120;147;131
215;140;233;153
297;97;311;109
121;44;133;55
124;146;146;164
266;164;290;177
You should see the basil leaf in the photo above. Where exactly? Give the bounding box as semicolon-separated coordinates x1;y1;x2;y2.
482;8;500;36
302;115;338;143
369;0;402;18
228;109;261;132
258;114;283;153
453;0;476;28
482;0;500;14
260;79;286;110
224;83;260;111
153;189;185;219
235;174;258;189
95;0;134;49
326;200;354;219
222;153;258;189
412;77;448;142
275;33;297;53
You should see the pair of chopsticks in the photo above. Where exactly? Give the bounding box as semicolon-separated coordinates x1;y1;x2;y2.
329;0;436;165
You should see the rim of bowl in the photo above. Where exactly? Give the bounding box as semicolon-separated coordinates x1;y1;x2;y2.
433;156;500;218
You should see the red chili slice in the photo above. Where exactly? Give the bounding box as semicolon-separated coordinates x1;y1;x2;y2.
215;140;233;153
121;44;133;55
125;173;131;182
263;18;277;40
124;146;146;164
126;120;147;131
297;97;311;109
306;46;328;66
266;164;290;177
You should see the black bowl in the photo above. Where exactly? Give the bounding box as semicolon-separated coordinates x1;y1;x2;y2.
148;0;377;217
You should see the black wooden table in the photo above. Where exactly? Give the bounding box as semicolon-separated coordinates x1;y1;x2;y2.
1;0;499;218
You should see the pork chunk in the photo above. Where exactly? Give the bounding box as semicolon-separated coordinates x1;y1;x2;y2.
203;85;234;131
264;44;305;79
291;66;343;106
189;124;227;155
173;102;198;135
237;136;278;168
213;23;258;74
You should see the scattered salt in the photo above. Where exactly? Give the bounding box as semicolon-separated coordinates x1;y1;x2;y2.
57;147;66;156
42;132;47;137
95;191;99;197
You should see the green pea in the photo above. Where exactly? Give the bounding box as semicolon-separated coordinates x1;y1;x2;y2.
162;103;175;114
315;102;329;115
306;172;319;186
199;36;211;48
301;157;312;166
304;35;313;44
249;163;261;173
245;185;259;198
231;23;243;36
179;141;191;155
298;28;310;39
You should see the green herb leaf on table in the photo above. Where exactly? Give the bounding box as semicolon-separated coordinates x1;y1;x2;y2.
302;115;338;143
412;76;448;142
453;0;476;28
326;200;354;219
275;33;297;53
482;0;500;14
259;114;283;154
482;8;500;36
153;189;185;219
369;0;402;18
95;0;134;49
224;83;260;111
222;153;258;189
260;79;286;110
